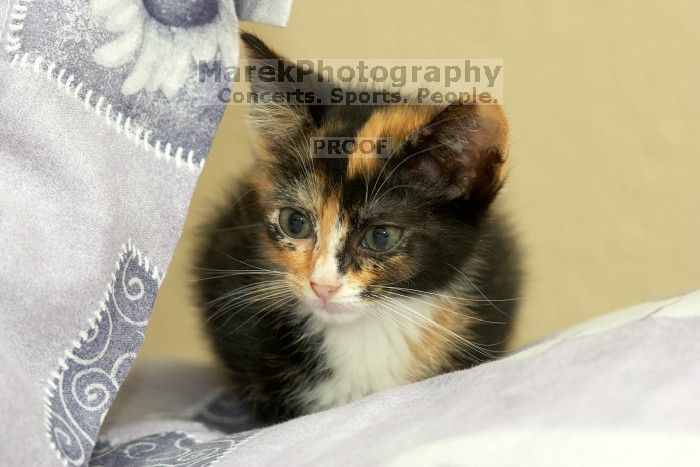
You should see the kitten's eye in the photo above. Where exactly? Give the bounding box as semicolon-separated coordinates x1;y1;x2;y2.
362;225;403;252
279;208;313;239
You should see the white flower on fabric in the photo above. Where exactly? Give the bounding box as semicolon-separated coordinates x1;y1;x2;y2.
91;0;238;99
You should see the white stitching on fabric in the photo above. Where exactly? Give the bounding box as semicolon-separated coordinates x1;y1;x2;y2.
9;52;205;172
43;239;163;466
3;0;32;53
4;0;206;171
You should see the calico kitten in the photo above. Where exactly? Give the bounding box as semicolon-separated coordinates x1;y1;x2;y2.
194;33;521;424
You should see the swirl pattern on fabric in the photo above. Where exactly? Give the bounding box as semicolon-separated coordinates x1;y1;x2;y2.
44;240;162;466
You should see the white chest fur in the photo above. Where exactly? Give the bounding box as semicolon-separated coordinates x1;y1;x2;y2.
303;299;435;411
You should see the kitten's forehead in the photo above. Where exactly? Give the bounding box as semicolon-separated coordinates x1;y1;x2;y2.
258;104;445;219
319;105;442;180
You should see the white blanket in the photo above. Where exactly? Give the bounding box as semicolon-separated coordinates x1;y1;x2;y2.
100;290;700;466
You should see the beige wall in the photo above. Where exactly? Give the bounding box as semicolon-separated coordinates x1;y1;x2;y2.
139;0;700;364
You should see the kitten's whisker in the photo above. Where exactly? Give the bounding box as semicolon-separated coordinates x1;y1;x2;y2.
211;223;262;232
447;264;516;320
215;250;282;273
232;197;264;213
371;285;521;303
370;184;419;205
372;304;461;374
247;295;299;331
363;169;370;207
208;293;286;325
370;303;427;349
213;249;306;286
380;290;507;326
274;118;313;181
217;286;290;313
224;293;296;336
213;288;293;329
195;266;286;274
369;144;444;206
373;300;486;363
192;271;288;282
195;270;287;276
369;306;462;376
216;288;288;316
369;121;417;202
205;280;288;307
227;186;257;211
381;296;501;359
382;291;509;350
206;284;291;323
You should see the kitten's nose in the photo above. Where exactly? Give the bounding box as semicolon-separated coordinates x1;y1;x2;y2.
310;282;340;301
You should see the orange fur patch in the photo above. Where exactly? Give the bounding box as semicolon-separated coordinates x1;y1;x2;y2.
345;264;379;289
471;104;510;185
249;162;274;196
347;106;440;178
407;299;473;378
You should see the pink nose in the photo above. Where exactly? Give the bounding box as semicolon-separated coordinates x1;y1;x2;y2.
310;282;340;301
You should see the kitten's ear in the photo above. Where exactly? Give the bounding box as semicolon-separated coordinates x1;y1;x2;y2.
240;33;325;142
400;102;509;208
240;32;278;63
